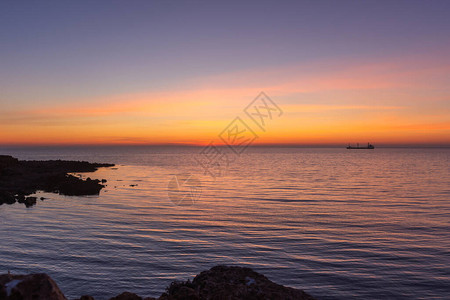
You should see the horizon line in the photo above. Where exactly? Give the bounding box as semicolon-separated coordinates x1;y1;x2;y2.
1;143;450;148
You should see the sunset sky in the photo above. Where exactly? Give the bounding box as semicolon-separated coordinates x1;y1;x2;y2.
1;1;449;146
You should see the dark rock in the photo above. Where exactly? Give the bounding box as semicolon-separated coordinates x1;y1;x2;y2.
109;292;142;300
0;273;66;300
15;194;25;202
160;281;198;299
55;175;104;196
0;266;315;300
0;286;6;299
0;156;114;206
76;296;95;300
18;196;37;208
162;265;315;300
0;155;19;168
40;197;46;201
0;191;16;205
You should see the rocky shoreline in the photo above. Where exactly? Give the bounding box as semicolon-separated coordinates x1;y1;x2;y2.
0;155;114;207
0;265;315;300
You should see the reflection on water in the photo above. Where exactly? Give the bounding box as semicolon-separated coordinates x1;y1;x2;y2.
0;147;449;299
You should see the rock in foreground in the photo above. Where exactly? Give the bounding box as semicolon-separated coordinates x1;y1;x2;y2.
0;266;315;300
0;273;67;300
160;265;315;300
0;155;114;207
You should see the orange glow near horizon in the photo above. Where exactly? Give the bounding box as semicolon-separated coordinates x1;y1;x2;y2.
1;56;449;147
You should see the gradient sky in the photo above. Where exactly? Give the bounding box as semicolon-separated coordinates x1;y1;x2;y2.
1;0;449;146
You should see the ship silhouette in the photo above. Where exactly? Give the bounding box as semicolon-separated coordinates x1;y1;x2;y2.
346;142;375;149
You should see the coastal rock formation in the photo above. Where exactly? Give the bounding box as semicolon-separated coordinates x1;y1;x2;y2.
17;196;37;208
109;292;154;300
160;265;315;300
0;155;114;207
0;273;67;300
0;156;19;168
77;297;95;300
1;266;315;300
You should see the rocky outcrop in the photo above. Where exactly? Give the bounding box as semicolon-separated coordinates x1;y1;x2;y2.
0;155;114;207
1;266;315;300
77;297;95;300
0;273;67;300
0;156;19;168
108;292;155;300
17;196;37;208
160;265;315;300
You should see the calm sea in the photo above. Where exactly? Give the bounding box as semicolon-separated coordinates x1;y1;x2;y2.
0;146;449;299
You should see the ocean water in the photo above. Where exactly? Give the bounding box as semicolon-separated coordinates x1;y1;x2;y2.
0;146;449;299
